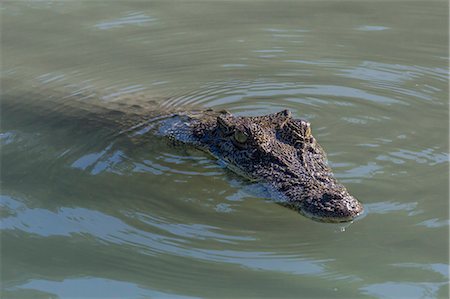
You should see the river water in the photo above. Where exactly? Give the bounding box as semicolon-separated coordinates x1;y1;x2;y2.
1;1;449;298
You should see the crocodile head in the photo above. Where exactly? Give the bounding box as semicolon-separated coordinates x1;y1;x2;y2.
169;109;363;222
160;110;363;222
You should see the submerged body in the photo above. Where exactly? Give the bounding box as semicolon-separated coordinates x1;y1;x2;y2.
2;81;363;222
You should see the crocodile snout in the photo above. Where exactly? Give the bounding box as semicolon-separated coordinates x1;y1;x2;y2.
299;192;364;223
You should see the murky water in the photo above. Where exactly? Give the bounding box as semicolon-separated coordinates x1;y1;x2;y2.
1;1;449;298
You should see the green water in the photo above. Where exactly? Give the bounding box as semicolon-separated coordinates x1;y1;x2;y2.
1;1;449;298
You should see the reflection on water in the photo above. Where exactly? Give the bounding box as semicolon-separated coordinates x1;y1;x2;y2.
20;278;198;299
95;12;157;30
1;1;448;298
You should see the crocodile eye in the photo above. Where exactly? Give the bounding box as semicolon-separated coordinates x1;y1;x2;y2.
234;130;248;143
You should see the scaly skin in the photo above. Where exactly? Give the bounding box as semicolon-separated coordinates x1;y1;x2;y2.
155;109;364;222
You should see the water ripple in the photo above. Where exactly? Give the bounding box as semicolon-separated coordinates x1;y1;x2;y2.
361;281;446;299
356;25;390;31
94;11;156;30
15;278;199;299
377;148;449;166
364;201;419;215
161;80;405;113
1;194;334;276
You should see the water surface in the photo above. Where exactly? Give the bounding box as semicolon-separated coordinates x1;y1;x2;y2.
1;1;449;298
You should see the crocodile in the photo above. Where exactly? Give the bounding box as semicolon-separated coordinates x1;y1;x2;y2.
2;81;364;223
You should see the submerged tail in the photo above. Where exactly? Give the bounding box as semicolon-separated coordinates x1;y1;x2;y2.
1;76;167;135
